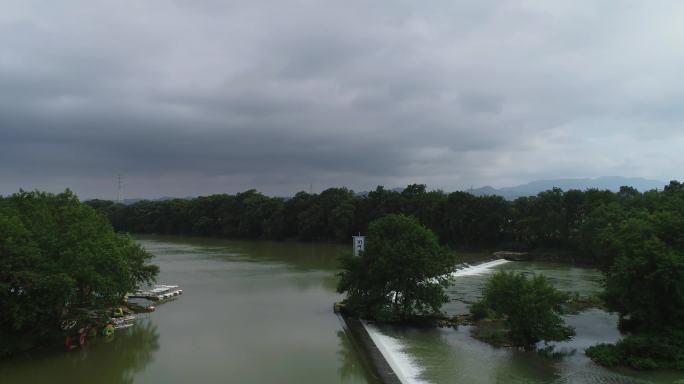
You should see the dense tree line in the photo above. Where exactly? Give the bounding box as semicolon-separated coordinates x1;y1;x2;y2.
584;181;684;370
0;190;158;356
88;181;683;262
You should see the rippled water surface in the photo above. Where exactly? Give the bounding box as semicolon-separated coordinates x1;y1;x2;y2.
374;261;683;384
0;236;378;384
0;237;681;383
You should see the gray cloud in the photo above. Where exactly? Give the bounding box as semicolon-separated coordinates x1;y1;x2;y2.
1;0;684;199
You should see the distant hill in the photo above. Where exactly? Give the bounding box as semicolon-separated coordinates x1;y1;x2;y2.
468;176;667;199
354;187;404;197
107;177;668;202
119;196;193;205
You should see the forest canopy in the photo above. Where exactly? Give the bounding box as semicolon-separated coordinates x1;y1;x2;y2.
88;181;684;264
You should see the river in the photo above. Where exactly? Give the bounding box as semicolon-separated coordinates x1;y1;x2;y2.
0;236;681;383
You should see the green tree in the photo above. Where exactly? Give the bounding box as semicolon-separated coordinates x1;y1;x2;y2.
472;271;574;347
0;190;158;356
337;214;455;321
580;184;684;370
294;187;355;241
600;216;684;332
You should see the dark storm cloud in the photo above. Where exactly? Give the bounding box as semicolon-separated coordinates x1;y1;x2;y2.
1;1;684;198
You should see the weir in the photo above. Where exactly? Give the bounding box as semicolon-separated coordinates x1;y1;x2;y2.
452;258;510;277
337;314;402;384
361;321;426;384
341;259;511;384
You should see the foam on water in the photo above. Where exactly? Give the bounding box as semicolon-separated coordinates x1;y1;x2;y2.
362;259;511;384
362;320;429;384
452;258;510;277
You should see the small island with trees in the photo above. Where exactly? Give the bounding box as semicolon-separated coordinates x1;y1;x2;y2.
329;182;684;372
336;214;456;324
335;214;577;352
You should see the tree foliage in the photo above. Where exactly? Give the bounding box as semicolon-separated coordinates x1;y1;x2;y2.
586;330;684;370
0;190;158;356
578;183;684;332
87;181;683;263
337;214;455;321
472;271;573;347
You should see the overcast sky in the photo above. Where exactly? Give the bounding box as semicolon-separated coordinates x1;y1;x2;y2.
1;1;683;199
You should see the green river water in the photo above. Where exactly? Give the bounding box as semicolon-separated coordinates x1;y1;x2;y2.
0;236;681;384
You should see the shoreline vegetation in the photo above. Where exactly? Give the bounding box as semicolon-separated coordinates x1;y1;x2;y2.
328;182;684;372
0;190;159;357
86;182;684;266
4;180;684;374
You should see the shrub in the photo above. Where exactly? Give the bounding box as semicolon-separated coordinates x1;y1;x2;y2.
587;330;684;370
471;271;574;347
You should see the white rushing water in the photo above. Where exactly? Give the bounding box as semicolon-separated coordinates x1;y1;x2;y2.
362;259;511;384
362;320;428;384
452;258;510;277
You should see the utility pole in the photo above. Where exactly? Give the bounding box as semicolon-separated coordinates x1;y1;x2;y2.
117;174;123;203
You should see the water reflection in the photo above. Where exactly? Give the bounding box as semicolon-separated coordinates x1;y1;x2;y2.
140;235;346;292
337;330;382;383
91;320;160;384
377;260;684;384
135;236;375;384
140;235;348;272
5;238;681;384
0;320;159;384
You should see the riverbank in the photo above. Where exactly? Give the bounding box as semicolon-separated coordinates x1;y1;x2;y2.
0;301;157;358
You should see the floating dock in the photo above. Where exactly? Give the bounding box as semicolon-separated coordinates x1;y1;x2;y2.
126;284;183;301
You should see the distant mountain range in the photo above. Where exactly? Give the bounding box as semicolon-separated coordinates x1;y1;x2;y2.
467;176;667;199
354;187;404;197
117;196;193;204
111;177;669;203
